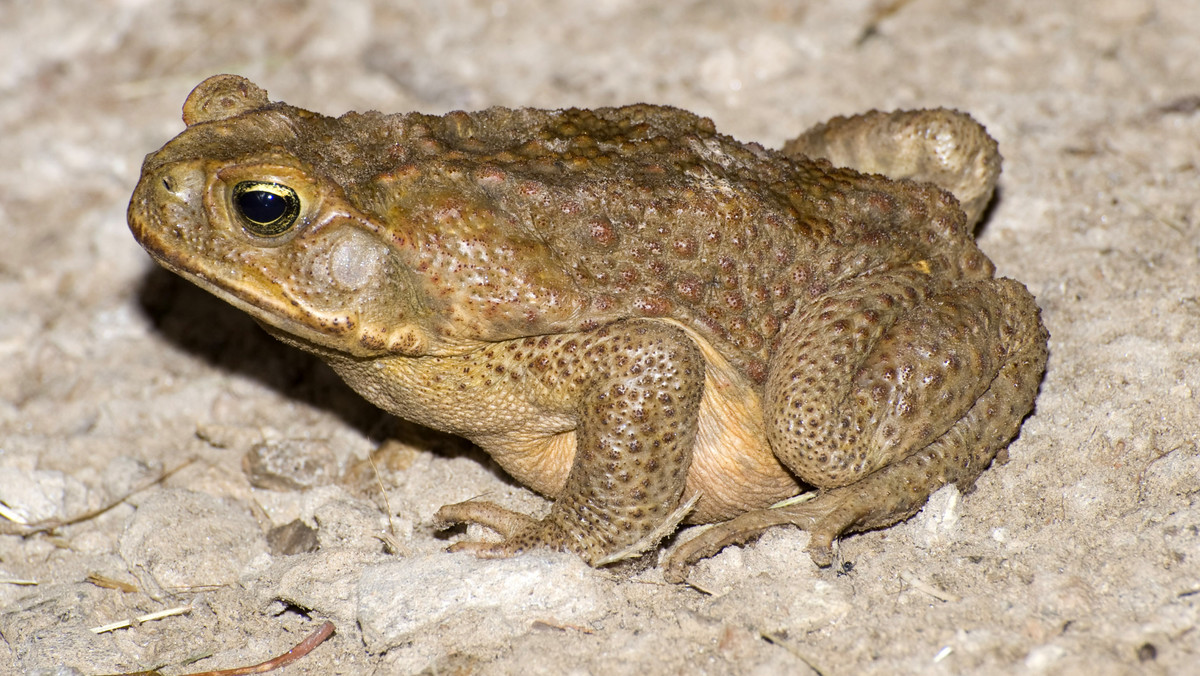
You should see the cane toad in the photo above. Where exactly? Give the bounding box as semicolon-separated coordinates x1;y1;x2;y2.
128;75;1047;579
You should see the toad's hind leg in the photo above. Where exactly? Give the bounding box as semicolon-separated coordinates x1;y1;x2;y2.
664;276;1046;580
784;109;1001;227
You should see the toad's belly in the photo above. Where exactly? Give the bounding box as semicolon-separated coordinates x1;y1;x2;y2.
681;332;800;523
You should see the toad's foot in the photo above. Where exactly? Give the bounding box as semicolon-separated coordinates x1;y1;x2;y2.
662;489;857;583
435;500;550;559
439;493;703;564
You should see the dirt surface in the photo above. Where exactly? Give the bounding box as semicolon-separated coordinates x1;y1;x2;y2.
2;1;1197;674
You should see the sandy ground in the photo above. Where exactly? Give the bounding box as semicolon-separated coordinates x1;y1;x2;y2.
2;1;1198;674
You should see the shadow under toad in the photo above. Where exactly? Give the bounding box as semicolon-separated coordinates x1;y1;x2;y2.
135;265;495;472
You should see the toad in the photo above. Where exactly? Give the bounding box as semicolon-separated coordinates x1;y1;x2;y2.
128;75;1047;580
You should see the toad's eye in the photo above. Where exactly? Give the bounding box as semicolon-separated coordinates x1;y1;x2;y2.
232;181;301;237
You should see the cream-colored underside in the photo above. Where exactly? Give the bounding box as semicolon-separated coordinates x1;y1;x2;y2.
670;321;801;523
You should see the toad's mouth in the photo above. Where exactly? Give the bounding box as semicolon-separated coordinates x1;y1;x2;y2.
147;248;381;358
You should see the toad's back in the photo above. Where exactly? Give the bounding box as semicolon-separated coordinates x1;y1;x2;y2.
335;104;995;380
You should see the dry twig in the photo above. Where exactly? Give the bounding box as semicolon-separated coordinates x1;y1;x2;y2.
104;621;336;676
760;631;827;675
898;570;961;603
0;458;195;536
92;606;193;634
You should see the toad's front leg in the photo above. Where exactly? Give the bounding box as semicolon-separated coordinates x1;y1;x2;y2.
436;320;706;565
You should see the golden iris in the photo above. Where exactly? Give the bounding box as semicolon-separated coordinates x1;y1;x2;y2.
232;181;301;237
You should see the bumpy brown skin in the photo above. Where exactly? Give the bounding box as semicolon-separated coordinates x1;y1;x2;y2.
128;75;1048;579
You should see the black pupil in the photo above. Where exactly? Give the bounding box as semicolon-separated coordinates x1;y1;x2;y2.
237;189;287;225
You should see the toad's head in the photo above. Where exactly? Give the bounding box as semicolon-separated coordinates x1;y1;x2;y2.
128;75;436;358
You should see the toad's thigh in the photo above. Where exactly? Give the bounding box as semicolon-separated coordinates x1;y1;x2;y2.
765;277;1039;488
